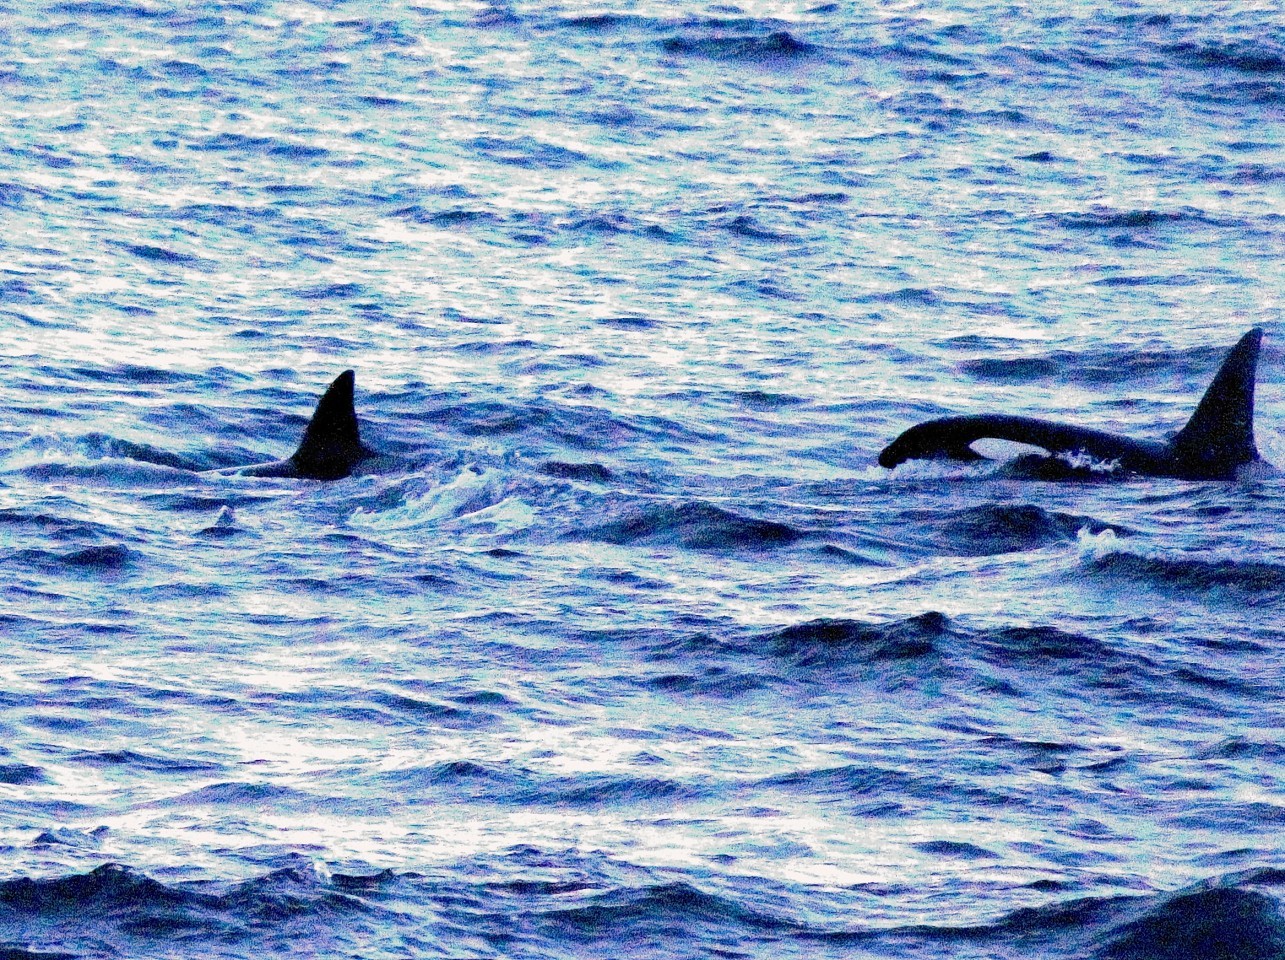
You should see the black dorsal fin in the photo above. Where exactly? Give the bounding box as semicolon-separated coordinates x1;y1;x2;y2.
289;370;366;480
1168;328;1262;477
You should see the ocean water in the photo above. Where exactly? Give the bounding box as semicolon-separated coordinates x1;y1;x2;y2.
1;1;1284;957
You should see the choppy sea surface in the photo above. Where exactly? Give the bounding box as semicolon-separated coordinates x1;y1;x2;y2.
1;1;1284;957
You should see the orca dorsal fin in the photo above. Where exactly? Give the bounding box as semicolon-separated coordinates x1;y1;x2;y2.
289;370;367;480
1168;328;1262;477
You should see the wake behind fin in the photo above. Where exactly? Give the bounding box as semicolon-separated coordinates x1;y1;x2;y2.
1168;328;1262;478
289;370;369;480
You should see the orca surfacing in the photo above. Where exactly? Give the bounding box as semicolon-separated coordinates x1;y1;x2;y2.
232;370;377;480
879;328;1269;481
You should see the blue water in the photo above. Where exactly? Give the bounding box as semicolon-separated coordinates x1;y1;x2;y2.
2;2;1284;957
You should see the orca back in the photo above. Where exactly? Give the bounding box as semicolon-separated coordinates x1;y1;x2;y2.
1168;328;1262;478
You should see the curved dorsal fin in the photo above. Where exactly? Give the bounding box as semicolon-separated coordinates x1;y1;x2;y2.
289;370;367;480
1169;328;1262;476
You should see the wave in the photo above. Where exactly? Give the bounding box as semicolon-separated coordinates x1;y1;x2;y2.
1185;80;1285;106
1196;738;1285;761
907;502;1121;556
0;764;47;786
387;394;717;458
576;501;803;550
466;135;616;170
5;544;133;573
539;880;795;939
730;389;807;411
0;181;46;208
153;782;330;810
294;282;364;301
70;749;222;773
780;869;1285;958
720;215;800;242
659;30;820;65
974;623;1116;665
516;774;700;809
958;340;1234;388
394;203;501;227
90;434;202;471
2;856;1282;959
1098;884;1285;959
0;864;190;914
369;760;700;810
749;609;1251;708
118;242;203;265
1091;273;1196;288
989;870;1285;959
1161;42;1285;75
538;460;614;483
366;691;499;729
856;286;940;305
0;431;206;475
911;839;1001;860
763;612;949;666
557;12;656;32
885;93;1029;130
1049;207;1214;231
187;132;329;160
0;508;121;538
0;863;372;955
47;1;163;16
1078;531;1285;597
640;669;770;697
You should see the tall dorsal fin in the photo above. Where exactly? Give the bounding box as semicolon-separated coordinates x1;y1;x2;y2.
1168;328;1262;476
289;370;367;480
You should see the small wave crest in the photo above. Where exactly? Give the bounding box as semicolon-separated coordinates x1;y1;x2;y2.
371;760;698;809
1100;885;1285;959
0;863;371;953
6;543;133;573
753;610;1191;699
844;870;1285;958
1078;530;1285;596
576;501;803;550
881;458;1002;482
541;880;794;939
1047;207;1216;231
956;335;1259;392
4;431;203;479
917;502;1122;555
348;467;535;534
660;30;820;65
1162;41;1285;75
763;612;949;666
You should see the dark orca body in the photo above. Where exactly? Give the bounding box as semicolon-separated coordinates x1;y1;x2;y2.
232;370;377;480
879;328;1267;481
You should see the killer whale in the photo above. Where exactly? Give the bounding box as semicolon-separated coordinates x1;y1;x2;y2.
879;328;1268;481
230;370;377;480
